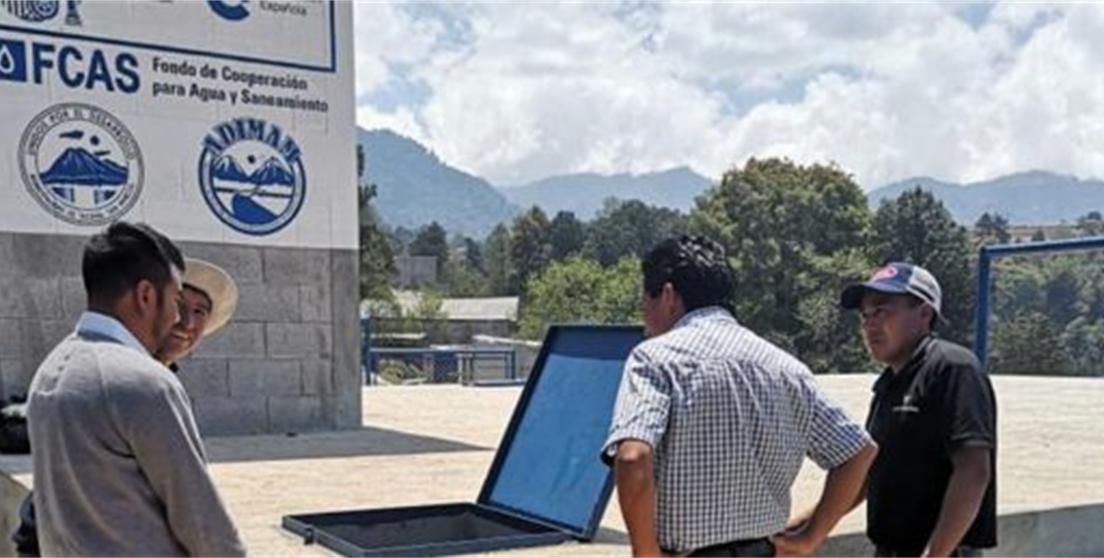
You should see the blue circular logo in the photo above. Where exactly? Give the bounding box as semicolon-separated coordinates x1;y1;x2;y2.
198;117;306;236
207;0;249;21
2;1;60;23
18;103;143;226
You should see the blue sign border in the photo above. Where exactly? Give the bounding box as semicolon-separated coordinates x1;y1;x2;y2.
0;0;336;73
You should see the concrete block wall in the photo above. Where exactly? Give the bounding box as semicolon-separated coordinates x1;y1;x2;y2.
0;231;361;436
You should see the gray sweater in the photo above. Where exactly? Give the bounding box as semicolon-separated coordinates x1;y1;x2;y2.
27;314;245;557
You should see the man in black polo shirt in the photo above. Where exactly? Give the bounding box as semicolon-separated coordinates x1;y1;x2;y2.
840;263;996;557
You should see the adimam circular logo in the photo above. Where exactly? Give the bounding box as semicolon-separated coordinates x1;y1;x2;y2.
198;117;306;236
18;103;143;226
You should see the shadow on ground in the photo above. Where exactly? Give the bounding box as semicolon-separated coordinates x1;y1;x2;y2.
206;426;489;463
592;526;629;545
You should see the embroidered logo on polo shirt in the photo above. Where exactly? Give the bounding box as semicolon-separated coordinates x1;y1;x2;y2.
891;394;920;413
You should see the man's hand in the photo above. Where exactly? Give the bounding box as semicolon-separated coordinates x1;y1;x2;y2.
771;520;818;557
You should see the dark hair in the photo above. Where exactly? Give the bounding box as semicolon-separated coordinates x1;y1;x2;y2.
642;235;736;314
82;221;185;305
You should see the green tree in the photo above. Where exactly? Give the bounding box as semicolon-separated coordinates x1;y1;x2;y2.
974;212;1010;245
1076;211;1104;237
443;261;488;297
1061;317;1104;376
871;187;975;345
795;250;880;374
690;158;872;362
390;226;416;255
410;222;450;281
1043;264;1082;326
548;211;586;261
519;256;641;339
484;224;516;296
990;261;1046;319
988;312;1072;375
511;206;552;295
439;237;489;297
357;145;397;303
359;185;397;302
462;237;484;273
410;289;449;345
584;198;688;267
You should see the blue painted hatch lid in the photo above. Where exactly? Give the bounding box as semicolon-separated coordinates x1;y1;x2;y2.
476;325;643;540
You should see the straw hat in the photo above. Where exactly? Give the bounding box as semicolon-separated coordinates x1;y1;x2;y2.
182;258;239;337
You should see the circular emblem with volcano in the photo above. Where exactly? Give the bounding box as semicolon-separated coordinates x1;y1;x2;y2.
18;103;143;226
197;117;306;236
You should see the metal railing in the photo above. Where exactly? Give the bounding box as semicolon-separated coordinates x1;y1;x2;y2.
365;347;519;386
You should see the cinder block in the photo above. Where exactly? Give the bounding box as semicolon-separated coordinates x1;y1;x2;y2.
23;320;73;371
12;234;83;279
235;284;301;322
299;284;332;322
0;279;63;320
192;395;267;437
28;279;62;319
300;359;333;395
330;249;361;429
229;360;301;396
267;396;324;433
176;358;229;397
0;359;30;402
264;247;331;286
0;284;29;318
0;235;15;279
265;323;332;360
193;323;265;359
0;321;23;359
60;277;86;321
180;243;264;285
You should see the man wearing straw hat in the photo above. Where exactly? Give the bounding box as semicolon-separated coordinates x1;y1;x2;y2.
156;256;239;371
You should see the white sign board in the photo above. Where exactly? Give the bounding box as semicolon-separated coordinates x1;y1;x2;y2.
0;0;356;249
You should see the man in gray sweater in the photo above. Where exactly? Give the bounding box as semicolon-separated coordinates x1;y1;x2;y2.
26;222;245;557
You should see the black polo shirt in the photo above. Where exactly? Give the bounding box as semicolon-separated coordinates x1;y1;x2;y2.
866;336;997;554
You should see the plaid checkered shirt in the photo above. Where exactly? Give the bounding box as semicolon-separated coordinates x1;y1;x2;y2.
603;307;871;553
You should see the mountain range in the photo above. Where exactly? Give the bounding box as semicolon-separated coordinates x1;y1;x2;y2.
868;171;1104;225
213;155;295;186
500;166;713;220
360;129;516;239
40;147;127;185
359;127;1104;237
359;128;715;237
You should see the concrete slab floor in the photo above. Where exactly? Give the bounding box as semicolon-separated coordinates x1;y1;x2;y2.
2;375;1103;557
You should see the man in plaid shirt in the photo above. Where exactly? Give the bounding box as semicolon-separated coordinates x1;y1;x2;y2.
603;235;878;557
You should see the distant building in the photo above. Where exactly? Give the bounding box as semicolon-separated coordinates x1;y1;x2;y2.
1005;225;1078;243
363;290;519;344
393;255;439;288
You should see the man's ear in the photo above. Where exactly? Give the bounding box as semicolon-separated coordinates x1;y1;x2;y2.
661;282;677;305
919;303;935;330
662;282;685;313
134;279;157;315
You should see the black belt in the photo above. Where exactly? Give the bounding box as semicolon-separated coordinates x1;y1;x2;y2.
684;537;772;554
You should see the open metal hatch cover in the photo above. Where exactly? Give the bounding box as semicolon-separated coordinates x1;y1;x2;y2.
283;324;643;557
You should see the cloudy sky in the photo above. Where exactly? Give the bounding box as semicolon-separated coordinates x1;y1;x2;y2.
353;2;1104;190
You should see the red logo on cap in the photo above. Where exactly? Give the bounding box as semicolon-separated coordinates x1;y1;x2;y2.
871;266;898;280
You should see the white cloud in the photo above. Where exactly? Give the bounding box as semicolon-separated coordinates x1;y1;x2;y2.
353;3;446;91
353;2;1104;190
